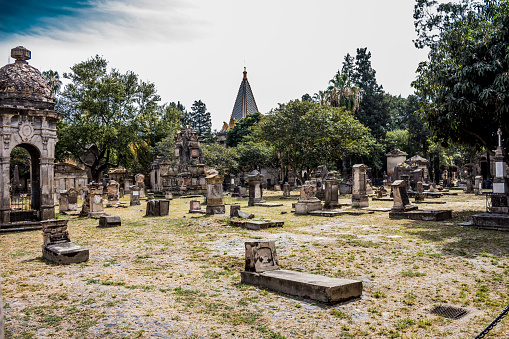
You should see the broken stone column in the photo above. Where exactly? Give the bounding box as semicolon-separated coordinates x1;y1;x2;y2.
247;170;265;206
474;175;483;196
295;182;322;214
391;180;417;211
352;164;369;208
205;171;225;215
283;183;291;197
415;181;425;202
130;185;141;206
324;175;340;209
41;220;89;264
87;183;105;218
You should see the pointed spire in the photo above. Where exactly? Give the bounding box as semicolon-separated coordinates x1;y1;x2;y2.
230;68;259;122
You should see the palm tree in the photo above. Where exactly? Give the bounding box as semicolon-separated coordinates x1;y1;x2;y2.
325;72;362;112
312;90;327;105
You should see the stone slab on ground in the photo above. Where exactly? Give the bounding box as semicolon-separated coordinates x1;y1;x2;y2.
372;197;393;201
442;192;458;196
98;216;121;228
42;242;89;264
0;221;42;232
335;208;374;215
180;195;202;199
361;207;392;212
414;201;447;205
231;219;284;230
424;192;443;198
62;211;81;216
468;213;509;231
389;209;452;221
240;269;362;303
308;210;341;217
253;202;284;207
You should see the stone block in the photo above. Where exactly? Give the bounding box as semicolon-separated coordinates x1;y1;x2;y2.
240;270;362;303
98;215;121;228
230;204;241;217
206;205;225;215
145;199;170;217
351;194;369;208
253;202;283;207
244;241;279;272
42;242;89;264
471;213;509;230
308;210;341;217
389;209;452;221
295;200;322;215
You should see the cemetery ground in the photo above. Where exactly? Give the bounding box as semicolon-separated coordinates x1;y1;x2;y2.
1;191;509;338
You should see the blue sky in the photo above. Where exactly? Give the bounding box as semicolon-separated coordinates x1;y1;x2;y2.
0;0;430;129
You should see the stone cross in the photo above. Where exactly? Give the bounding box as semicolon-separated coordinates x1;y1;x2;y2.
498;128;502;148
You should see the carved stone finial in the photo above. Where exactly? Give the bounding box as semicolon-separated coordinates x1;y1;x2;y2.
498;128;503;147
11;46;31;64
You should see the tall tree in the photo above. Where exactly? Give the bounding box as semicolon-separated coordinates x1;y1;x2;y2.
56;55;168;181
226;112;262;147
413;0;509;152
326;71;362;112
186;100;212;138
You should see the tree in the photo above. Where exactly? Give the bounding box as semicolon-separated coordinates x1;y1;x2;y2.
56;55;169;181
225;112;262;147
185;100;212;139
325;71;362;112
413;0;509;152
257;100;373;182
235;140;278;172
201;144;238;176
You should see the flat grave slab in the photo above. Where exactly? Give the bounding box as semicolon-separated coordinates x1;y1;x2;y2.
308;210;341;217
361;207;391;212
43;242;89;264
467;213;509;230
424;192;443;198
372;197;393;201
98;215;121;228
62;211;81;216
389;209;452;221
414;200;447;205
254;202;284;207
231;219;284;230
335;208;374;215
241;269;362;303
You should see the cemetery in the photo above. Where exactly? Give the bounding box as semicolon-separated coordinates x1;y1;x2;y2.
3;5;509;335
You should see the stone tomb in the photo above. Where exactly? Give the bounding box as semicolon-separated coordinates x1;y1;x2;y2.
107;180;119;205
240;241;362;303
294;182;322;215
80;183;106;218
58;187;79;214
247;170;265;206
389;180;452;221
98;215;121;228
189;200;205;214
130;185;141;206
145;199;170;217
414;181;425;202
351;164;369;208
41;220;89;264
205;170;225;215
324;174;340;209
231;219;284;230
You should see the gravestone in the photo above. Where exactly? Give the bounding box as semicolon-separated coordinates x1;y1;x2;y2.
124;178;132;194
145;199;170;217
390;180;416;212
0;275;3;339
59;190;69;213
274;184;281;191
247;170;265;206
352;164;369;208
88;183;105;218
119;187;124;198
79;190;89;218
67;188;78;211
283;183;291;197
165;190;173;200
240;241;362;303
205;170;225;215
135;173;145;198
98;215;121;227
474;175;483;196
107;180;119;205
295;182;322;215
415;181;425;202
189;200;204;213
41;220;89;264
230;204;241;217
130;185;141;206
324;175;340;209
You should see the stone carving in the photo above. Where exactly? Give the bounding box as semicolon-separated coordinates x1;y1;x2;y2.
244;241;279;272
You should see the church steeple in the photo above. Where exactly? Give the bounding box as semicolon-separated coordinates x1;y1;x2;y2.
230;67;259;122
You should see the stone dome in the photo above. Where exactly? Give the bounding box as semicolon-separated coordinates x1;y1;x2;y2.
0;46;54;110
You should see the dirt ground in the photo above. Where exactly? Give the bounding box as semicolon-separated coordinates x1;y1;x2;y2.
2;189;509;338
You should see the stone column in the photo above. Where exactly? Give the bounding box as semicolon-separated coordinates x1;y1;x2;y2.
40;157;56;221
247;170;265;206
474;175;483;196
324;177;339;209
0;156;10;225
205;173;225;215
352;164;369;208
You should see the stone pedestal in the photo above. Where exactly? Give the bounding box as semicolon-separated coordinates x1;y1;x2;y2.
324;177;340;209
107;180;119;205
98;215;121;227
130;185;141;206
59;190;69;213
247;170;265;206
295;183;322;215
205;172;225;215
41;219;89;264
352;164;369;208
88;183;105;218
474;175;483;196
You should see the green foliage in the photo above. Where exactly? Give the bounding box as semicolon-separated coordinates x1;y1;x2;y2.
10;146;30;180
201;143;239;175
386;129;410;154
235;140;278;171
185;100;212;139
257;100;373;181
56;55;177;180
226;112;262;147
413;0;509;151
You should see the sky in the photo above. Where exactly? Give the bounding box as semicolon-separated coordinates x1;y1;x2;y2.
0;0;430;130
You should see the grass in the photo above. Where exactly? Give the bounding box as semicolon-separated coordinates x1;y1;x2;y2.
1;190;507;338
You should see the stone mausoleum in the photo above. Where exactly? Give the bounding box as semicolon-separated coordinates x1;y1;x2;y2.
0;46;62;231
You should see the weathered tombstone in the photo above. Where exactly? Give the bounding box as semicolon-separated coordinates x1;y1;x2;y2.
241;241;363;303
41;220;89;264
67;188;78;211
79;190;90;218
107;180;119;205
119;187;124;198
189;200;204;213
59;190;69;213
283;183;291;197
466;173;473;193
239;186;247;197
324;175;339;209
474;175;483;196
130;185;141;206
339;179;352;195
391;180;416;211
295;182;322;214
248;170;265;206
165;190;173;200
88;183;105;218
274;184;281;191
205;171;225;214
352;164;369;208
415;181;425;202
12;164;22;198
230;204;241;217
98;215;121;227
135;173;145;198
0;274;3;339
145;199;170;216
124;178;132;194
